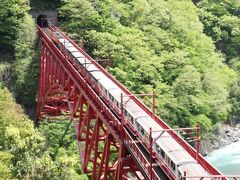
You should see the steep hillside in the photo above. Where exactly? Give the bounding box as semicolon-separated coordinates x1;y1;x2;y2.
58;0;238;133
0;86;88;179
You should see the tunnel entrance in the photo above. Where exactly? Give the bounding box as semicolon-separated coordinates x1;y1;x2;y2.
37;15;48;27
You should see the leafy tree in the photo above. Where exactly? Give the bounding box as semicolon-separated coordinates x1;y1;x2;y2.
196;0;240;61
59;0;236;130
12;14;39;106
196;0;240;124
0;86;87;179
0;151;13;179
0;0;29;52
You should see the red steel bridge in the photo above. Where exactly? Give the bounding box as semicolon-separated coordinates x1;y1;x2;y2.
36;20;239;180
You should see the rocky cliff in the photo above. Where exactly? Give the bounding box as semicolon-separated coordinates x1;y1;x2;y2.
201;124;240;155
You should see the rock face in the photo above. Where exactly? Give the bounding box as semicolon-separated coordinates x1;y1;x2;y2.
0;65;11;83
201;124;240;156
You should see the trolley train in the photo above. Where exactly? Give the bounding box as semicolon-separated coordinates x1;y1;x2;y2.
42;23;211;179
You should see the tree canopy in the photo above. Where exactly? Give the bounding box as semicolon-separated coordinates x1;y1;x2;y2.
0;0;29;52
59;0;237;130
0;85;87;179
196;0;240;125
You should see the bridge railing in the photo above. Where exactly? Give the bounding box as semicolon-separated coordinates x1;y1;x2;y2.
54;25;223;176
39;23;225;178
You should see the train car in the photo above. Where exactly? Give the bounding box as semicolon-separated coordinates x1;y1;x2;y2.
178;163;211;179
124;100;147;128
155;132;210;179
136;117;162;142
98;76;119;103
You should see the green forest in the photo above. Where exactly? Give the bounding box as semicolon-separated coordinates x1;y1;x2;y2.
0;0;240;179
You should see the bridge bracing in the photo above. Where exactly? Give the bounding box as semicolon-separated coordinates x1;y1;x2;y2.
37;27;152;179
37;23;240;179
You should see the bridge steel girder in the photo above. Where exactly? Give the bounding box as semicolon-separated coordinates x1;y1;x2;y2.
36;28;150;179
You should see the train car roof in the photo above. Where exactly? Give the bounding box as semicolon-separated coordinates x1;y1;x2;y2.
64;43;74;48
72;51;85;58
91;71;105;81
108;88;125;102
124;100;148;118
156;132;196;164
76;57;90;65
59;38;70;44
137;117;162;138
86;64;99;72
67;46;78;52
131;110;149;119
98;76;118;91
178;163;210;179
125;99;144;115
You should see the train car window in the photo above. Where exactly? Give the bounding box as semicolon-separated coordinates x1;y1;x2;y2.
109;94;112;101
179;172;182;180
124;110;128;117
73;56;77;62
171;161;176;171
167;156;171;165
160;149;165;158
102;87;107;95
145;133;149;141
91;77;97;84
130;116;134;124
136;122;140;131
116;102;120;108
86;71;90;78
156;144;161;154
140;127;144;135
114;101;117;108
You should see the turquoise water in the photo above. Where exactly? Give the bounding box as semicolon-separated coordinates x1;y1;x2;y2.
205;140;240;175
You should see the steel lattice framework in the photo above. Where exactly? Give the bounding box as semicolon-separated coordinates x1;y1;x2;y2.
37;27;152;179
36;25;240;180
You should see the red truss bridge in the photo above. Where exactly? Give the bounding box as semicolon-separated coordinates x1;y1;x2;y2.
36;19;240;180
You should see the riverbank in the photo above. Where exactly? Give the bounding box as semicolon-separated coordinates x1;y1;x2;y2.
200;123;240;155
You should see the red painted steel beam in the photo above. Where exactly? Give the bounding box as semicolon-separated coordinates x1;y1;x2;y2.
37;27;146;179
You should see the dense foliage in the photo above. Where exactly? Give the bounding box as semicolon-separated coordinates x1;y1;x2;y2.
12;13;39;106
0;1;86;179
30;0;61;10
0;0;29;53
59;0;237;131
196;0;240;61
0;0;39;106
195;0;240;125
0;86;87;179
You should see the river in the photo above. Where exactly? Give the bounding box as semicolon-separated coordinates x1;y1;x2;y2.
205;140;240;175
